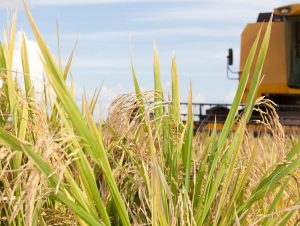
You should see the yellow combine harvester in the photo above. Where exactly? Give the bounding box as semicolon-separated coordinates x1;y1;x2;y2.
240;4;300;105
182;4;300;131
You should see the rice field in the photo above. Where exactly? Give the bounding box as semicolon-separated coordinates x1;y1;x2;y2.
0;3;299;226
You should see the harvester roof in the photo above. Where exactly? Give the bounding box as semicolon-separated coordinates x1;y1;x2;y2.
274;4;300;16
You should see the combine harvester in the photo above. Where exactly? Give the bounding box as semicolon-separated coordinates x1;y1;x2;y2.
181;4;300;132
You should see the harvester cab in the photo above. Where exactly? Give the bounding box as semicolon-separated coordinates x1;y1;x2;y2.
239;4;300;106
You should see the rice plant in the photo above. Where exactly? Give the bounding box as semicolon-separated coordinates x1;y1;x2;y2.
0;2;299;225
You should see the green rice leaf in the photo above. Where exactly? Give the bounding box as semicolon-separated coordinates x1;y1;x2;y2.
182;82;193;194
23;2;130;225
0;42;6;69
245;20;272;120
171;54;181;126
21;33;35;100
217;27;262;149
4;12;18;127
239;139;300;217
153;42;164;128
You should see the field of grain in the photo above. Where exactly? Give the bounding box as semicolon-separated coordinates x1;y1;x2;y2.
0;4;299;226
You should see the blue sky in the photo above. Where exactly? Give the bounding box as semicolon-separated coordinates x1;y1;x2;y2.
0;0;299;115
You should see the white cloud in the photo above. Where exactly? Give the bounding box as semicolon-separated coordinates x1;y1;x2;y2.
224;89;236;103
29;0;183;5
133;1;300;23
0;0;193;8
193;93;205;103
55;27;240;45
72;54;129;69
141;8;255;23
0;0;24;9
0;0;17;8
12;31;45;93
2;0;297;8
2;0;298;7
69;82;127;119
99;84;126;117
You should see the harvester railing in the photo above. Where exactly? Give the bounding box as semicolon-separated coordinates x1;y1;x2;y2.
180;102;300;128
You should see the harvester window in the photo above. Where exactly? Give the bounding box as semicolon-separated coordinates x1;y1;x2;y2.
287;17;300;88
296;23;300;57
